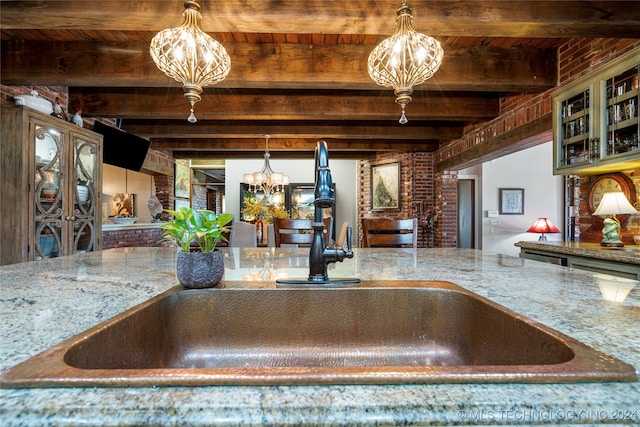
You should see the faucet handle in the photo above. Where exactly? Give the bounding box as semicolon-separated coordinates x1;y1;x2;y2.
346;225;353;251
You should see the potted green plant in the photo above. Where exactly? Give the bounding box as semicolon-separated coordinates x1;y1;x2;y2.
160;206;233;288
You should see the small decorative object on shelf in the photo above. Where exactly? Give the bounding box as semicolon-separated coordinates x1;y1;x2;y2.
13;90;54;115
52;97;66;120
71;107;83;127
76;183;89;203
108;216;138;225
147;196;164;222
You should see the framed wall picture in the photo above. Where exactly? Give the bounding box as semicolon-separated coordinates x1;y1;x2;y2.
371;162;400;210
174;162;191;199
174;198;190;211
110;193;135;217
499;188;524;215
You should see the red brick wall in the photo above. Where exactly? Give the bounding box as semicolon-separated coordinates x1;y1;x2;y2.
435;170;459;248
558;39;640;83
358;151;444;247
412;152;436;247
102;227;168;249
192;184;208;210
153;174;174;219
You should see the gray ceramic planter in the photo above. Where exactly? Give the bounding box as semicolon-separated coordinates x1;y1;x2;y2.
176;249;224;288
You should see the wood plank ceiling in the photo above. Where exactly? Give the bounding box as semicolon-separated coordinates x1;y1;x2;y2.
2;1;640;163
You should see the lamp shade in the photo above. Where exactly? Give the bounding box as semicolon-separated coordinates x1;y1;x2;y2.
527;218;560;234
593;192;639;216
527;218;560;241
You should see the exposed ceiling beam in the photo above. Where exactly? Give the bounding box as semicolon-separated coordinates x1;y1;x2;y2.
151;138;438;153
122;120;463;140
68;88;499;121
3;1;639;38
1;41;556;92
173;151;378;161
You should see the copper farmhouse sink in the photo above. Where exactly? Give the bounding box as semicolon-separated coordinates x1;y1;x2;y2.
1;281;636;387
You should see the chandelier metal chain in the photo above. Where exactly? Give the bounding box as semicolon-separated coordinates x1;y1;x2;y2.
368;0;443;124
150;0;231;123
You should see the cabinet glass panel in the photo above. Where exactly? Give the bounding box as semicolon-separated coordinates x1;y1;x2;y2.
289;184;316;220
34;124;64;260
605;66;639;156
288;183;335;241
560;89;591;167
239;184;286;222
73;136;99;253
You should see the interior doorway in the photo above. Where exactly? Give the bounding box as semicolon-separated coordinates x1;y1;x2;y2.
457;179;475;248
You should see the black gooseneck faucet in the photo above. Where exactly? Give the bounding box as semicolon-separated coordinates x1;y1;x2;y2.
277;140;359;285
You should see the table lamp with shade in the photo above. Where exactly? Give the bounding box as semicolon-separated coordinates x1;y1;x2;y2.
526;218;560;241
592;191;639;247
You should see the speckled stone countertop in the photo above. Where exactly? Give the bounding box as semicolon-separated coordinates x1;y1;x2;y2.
1;247;639;426
515;241;640;264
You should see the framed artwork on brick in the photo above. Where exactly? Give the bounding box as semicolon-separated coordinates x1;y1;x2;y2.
371;162;400;210
174;162;190;199
499;188;524;215
174;198;190;211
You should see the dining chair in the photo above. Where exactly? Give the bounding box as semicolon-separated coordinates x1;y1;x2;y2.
228;220;257;247
274;217;332;247
361;218;418;249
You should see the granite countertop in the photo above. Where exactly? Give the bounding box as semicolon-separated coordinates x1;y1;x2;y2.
1;247;639;426
515;240;640;264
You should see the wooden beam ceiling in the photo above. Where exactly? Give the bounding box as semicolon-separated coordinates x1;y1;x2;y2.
2;41;555;92
2;1;639;164
3;1;639;39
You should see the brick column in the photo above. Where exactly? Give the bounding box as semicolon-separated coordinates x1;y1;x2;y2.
434;170;458;248
153;174;173;219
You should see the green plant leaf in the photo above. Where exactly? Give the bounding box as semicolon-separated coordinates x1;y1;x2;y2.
159;208;233;252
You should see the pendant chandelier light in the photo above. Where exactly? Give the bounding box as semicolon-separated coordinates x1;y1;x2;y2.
243;135;290;198
150;1;231;123
368;0;443;124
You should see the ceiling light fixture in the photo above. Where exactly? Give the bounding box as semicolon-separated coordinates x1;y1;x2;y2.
150;0;231;123
243;135;289;198
368;0;443;124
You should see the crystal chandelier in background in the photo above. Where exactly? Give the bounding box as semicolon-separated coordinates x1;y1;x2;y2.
368;0;443;124
243;135;290;198
150;1;231;123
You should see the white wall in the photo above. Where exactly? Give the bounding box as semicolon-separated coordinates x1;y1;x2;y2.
102;164;156;223
480;141;564;257
225;158;359;236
